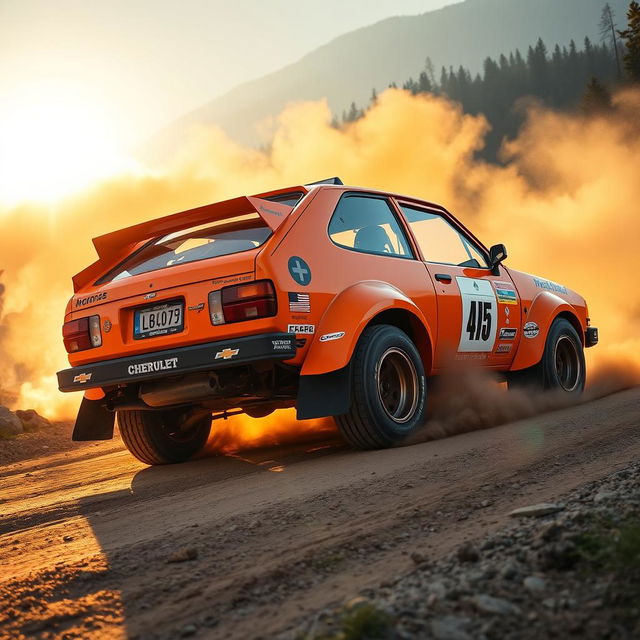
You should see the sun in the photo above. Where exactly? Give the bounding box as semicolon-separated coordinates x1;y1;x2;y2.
0;84;134;205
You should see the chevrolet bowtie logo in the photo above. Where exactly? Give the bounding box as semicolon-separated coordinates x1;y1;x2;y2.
73;373;92;384
215;348;239;360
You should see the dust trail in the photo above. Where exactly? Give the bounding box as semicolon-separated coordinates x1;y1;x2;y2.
0;87;638;421
410;358;640;445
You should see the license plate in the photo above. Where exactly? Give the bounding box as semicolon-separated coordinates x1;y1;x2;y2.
134;302;184;339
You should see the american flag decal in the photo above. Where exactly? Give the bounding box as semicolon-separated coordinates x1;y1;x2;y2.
288;292;310;313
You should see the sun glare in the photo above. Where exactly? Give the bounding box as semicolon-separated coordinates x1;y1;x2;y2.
0;85;135;205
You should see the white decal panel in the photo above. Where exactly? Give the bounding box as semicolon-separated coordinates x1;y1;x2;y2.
456;277;497;353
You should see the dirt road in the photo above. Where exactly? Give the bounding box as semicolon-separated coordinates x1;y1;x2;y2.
1;388;639;640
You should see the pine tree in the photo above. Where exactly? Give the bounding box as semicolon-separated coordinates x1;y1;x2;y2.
618;1;640;81
600;2;622;77
582;76;612;113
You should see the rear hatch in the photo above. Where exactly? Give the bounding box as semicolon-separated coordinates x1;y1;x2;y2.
66;195;297;365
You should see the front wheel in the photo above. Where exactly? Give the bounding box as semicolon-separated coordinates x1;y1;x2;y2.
336;325;427;449
117;408;211;465
508;318;585;395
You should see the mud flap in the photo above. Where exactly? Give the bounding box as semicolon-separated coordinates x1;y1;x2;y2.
296;364;351;420
72;397;116;441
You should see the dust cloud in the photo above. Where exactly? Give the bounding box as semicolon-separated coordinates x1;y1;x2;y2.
0;87;638;427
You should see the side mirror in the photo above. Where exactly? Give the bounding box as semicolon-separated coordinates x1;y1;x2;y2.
489;243;507;274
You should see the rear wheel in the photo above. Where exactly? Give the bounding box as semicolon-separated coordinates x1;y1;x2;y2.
508;318;585;395
117;408;211;465
336;325;426;449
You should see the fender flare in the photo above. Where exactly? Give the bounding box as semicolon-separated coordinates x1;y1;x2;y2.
295;281;432;420
301;280;433;376
511;291;585;371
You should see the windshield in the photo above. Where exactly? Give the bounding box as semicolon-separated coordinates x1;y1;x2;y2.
99;214;270;283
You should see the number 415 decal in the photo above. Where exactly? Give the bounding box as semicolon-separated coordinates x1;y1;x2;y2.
456;277;498;353
466;300;492;342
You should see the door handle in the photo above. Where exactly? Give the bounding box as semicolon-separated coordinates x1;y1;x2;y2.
434;273;452;283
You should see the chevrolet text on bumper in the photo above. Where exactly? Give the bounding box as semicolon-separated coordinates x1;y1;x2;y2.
57;333;296;392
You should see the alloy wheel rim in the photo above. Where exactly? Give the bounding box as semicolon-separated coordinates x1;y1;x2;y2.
554;336;581;392
376;347;419;423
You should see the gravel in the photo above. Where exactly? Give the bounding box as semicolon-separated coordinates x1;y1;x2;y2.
287;462;640;639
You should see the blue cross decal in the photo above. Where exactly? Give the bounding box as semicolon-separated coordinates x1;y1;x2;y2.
288;256;311;286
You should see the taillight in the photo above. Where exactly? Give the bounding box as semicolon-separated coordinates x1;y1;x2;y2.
63;315;102;353
208;280;277;325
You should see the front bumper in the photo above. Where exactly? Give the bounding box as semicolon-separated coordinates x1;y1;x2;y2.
57;332;296;392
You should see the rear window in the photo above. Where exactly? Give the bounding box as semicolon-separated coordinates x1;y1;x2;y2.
99;214;270;284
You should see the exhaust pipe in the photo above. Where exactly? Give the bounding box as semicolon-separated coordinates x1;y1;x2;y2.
140;375;219;407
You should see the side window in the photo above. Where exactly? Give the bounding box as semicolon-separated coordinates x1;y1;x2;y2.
400;205;488;268
328;195;413;258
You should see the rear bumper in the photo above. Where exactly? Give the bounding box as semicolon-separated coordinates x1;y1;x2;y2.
585;327;599;348
57;332;296;392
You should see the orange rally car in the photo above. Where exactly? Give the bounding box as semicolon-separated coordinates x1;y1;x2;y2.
57;178;598;465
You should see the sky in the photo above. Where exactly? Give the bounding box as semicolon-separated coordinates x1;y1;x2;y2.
1;0;455;153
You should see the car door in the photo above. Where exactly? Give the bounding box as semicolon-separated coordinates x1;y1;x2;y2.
395;202;522;371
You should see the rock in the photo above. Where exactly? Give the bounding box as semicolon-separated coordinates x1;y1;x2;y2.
180;624;197;637
430;615;472;640
500;562;519;580
534;521;563;545
523;576;547;593
410;551;427;565
536;541;578;571
456;543;479;563
428;581;448;599
480;499;492;508
0;407;23;437
593;491;616;503
63;535;73;542
167;547;198;563
471;594;521;616
15;409;51;432
509;503;564;518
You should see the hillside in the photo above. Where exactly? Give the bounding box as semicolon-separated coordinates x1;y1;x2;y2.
144;0;630;158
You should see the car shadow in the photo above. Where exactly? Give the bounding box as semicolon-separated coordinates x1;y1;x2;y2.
27;434;347;639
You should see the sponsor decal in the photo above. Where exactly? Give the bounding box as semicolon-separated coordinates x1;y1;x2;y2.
127;357;178;376
143;292;157;300
258;204;283;217
215;348;239;360
533;277;568;295
456;277;497;353
295;338;307;348
188;303;205;312
211;274;252;287
493;280;518;305
495;344;512;354
288;256;311;286
288;324;315;335
455;353;487;361
75;292;107;308
499;327;518;340
272;339;293;350
73;373;92;384
320;331;345;342
524;321;540;339
102;319;112;333
288;292;310;313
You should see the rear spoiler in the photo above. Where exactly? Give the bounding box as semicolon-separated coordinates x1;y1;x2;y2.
72;195;295;293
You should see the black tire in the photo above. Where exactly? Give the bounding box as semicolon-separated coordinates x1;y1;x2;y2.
336;324;427;449
508;318;585;395
117;409;211;465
